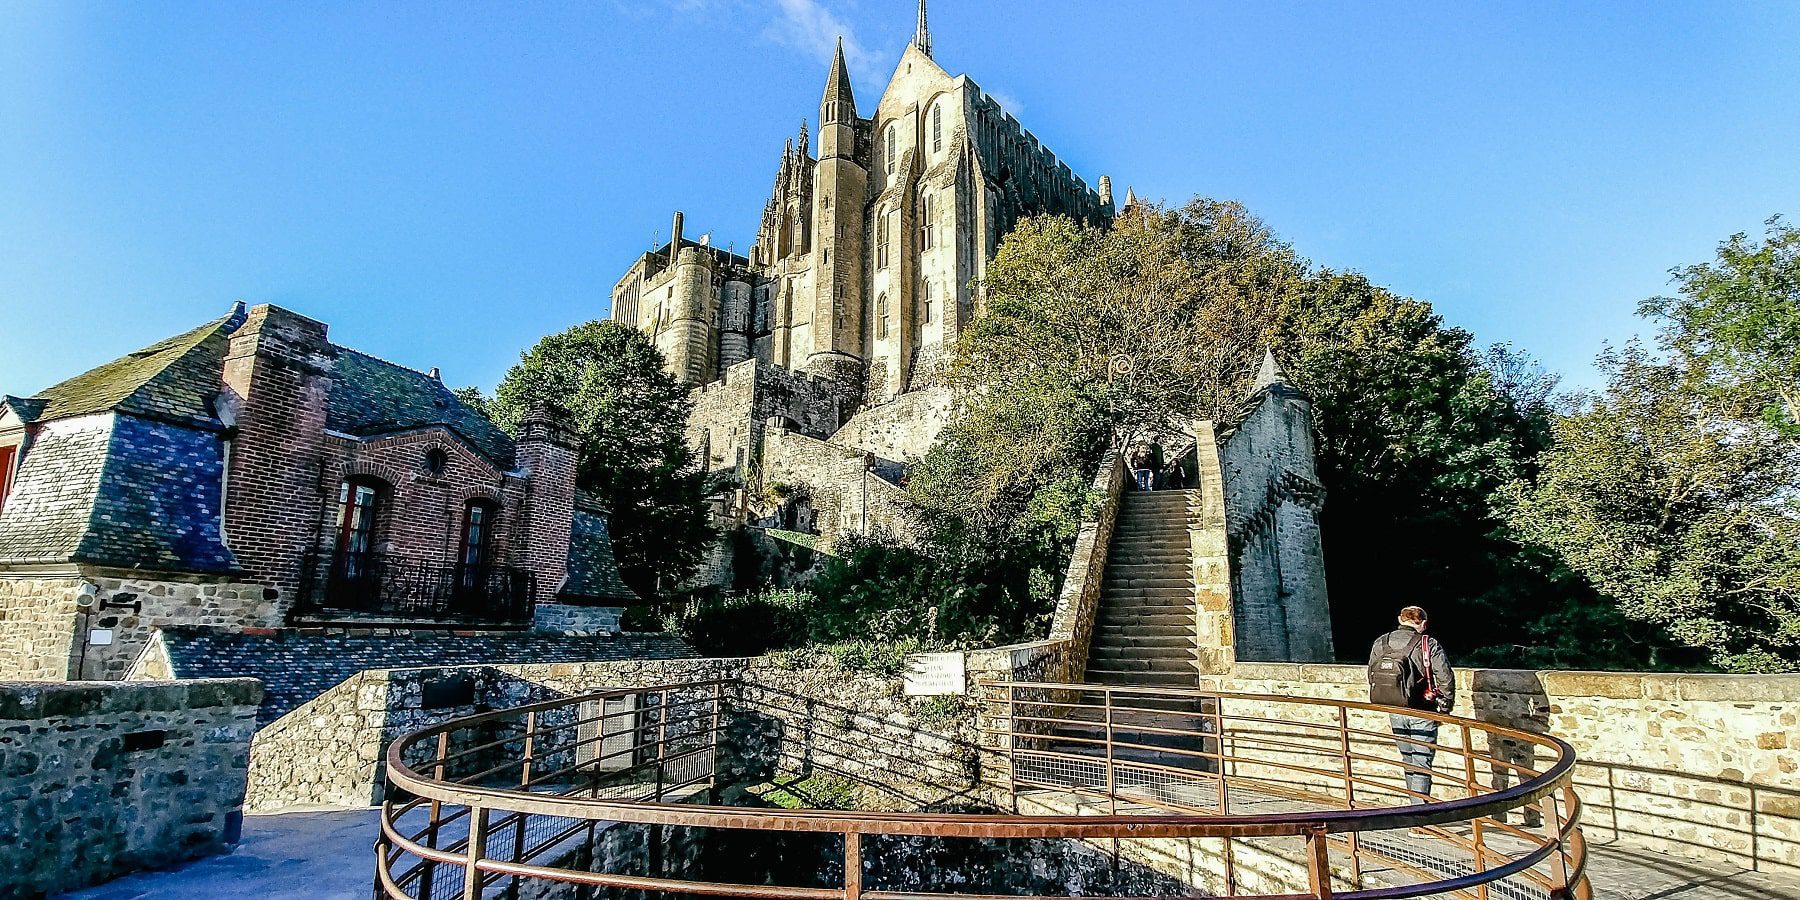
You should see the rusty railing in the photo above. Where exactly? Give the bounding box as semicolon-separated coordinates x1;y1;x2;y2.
374;677;1590;899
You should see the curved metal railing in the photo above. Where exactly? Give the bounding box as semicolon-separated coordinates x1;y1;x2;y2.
374;677;1590;900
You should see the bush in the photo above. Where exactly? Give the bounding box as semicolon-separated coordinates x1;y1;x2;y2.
666;589;813;657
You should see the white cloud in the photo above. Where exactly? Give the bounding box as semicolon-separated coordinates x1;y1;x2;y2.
762;0;881;83
985;89;1025;117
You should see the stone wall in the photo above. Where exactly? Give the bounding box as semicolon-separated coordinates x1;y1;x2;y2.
0;569;279;682
1042;449;1124;682
0;678;260;897
0;572;82;680
532;601;622;635
241;655;983;817
828;386;952;468
1204;663;1800;878
761;427;912;549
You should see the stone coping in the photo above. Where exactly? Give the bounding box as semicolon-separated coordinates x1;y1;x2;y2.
1218;661;1800;702
0;677;262;720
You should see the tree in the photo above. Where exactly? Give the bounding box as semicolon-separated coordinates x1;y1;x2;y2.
1641;217;1800;436
912;198;1663;668
1506;344;1800;672
484;321;713;596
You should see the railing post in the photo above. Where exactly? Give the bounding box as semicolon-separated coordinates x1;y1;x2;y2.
1214;695;1234;896
1461;725;1488;899
1006;684;1019;813
520;710;537;787
1544;788;1572;899
462;804;489;900
420;731;449;900
1103;687;1117;815
655;688;670;801
844;830;864;900
1337;705;1362;890
1305;824;1334;899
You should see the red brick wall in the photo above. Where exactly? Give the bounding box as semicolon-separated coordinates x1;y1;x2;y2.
220;306;335;612
314;431;524;570
514;413;577;599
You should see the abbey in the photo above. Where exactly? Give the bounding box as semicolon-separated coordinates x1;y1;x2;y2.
612;4;1111;405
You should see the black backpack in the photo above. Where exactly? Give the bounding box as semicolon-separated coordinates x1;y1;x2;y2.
1368;631;1425;708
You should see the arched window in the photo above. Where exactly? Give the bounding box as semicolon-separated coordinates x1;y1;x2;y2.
932;103;943;154
920;193;935;250
885;125;896;173
922;280;933;324
876;208;890;269
334;478;383;579
876;293;890;339
459;500;496;588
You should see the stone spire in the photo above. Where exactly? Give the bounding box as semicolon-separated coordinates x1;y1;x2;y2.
1124;186;1139;208
1251;348;1286;393
823;36;857;113
912;0;932;58
798;118;809;156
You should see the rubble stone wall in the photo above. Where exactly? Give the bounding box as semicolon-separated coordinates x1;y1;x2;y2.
1206;663;1800;877
0;678;260;897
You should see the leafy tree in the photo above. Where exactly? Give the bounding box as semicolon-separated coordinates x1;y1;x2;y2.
1506;344;1800;672
912;198;1666;668
1640;217;1800;436
484;321;712;596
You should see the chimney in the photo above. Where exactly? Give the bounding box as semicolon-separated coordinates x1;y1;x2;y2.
514;403;578;602
670;210;685;255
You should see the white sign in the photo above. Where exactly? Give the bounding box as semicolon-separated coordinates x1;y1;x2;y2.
88;628;115;646
903;652;966;696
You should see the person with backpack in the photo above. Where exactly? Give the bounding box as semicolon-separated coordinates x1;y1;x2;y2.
1367;606;1455;802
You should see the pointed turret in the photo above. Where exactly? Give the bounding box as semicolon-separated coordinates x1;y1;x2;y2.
798;118;810;157
1251;348;1287;394
819;36;859;160
1124;186;1139;208
913;0;932;59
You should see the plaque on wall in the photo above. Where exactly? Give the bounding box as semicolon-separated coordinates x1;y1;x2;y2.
903;652;966;696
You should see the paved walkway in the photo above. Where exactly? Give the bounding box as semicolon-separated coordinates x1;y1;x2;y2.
53;808;1800;899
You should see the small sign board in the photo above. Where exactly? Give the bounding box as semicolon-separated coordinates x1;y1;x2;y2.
88;628;114;646
903;652;966;697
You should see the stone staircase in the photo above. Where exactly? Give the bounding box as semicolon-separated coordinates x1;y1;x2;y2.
1085;489;1199;687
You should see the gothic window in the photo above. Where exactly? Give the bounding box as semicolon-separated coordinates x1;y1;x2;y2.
876;293;890;339
887;209;899;266
876;208;889;269
885;125;896;173
922;280;933;324
333;478;383;580
932;103;943;154
921;193;935;249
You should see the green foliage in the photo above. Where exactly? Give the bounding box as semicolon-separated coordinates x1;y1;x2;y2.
666;589;813;657
1640;216;1800;436
805;533;1058;648
1507;339;1800;673
484;320;713;595
911;197;1648;668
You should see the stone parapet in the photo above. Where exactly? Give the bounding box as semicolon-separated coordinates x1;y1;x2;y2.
0;678;260;896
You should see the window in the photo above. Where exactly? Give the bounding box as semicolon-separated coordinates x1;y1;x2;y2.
334;479;382;579
0;444;15;515
932;103;943;153
876;208;890;269
887;209;899;265
885;125;896;173
876;293;890;339
921;194;934;249
460;501;495;587
421;447;448;478
922;280;933;324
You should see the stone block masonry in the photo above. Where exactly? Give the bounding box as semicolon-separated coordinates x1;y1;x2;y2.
0;678;261;897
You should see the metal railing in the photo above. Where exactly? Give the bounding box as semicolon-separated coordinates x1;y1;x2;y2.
374;678;1590;900
294;550;535;625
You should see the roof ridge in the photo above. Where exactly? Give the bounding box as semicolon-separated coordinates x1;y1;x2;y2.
333;344;444;384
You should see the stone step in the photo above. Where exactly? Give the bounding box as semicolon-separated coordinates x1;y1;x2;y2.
1083;656;1196;675
1084;668;1199;687
1087;634;1195;650
1100;584;1193;598
1109;546;1193;558
1096;623;1193;640
1106;562;1192;576
1096;611;1195;628
1102;577;1194;591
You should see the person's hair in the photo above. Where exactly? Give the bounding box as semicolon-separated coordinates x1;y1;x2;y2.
1398;606;1427;626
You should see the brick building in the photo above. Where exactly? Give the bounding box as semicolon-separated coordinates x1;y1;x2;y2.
0;302;637;680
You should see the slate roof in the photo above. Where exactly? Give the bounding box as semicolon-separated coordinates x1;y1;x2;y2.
325;348;515;469
564;508;639;602
158;627;699;727
5;308;240;429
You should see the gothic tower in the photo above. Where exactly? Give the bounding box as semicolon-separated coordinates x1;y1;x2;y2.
805;37;870;382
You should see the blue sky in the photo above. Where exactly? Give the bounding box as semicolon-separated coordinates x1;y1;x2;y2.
3;1;1797;397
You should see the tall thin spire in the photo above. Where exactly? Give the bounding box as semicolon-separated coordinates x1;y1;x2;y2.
912;0;932;58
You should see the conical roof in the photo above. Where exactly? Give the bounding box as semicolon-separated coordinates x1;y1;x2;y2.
822;36;857;113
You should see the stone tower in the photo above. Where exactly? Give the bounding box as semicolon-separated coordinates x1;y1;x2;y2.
806;38;869;382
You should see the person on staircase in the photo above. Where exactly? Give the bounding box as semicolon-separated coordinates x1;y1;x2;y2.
1367;605;1456;803
1128;444;1156;491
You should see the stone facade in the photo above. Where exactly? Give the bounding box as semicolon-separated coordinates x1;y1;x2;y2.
0;302;632;681
0;678;260;897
